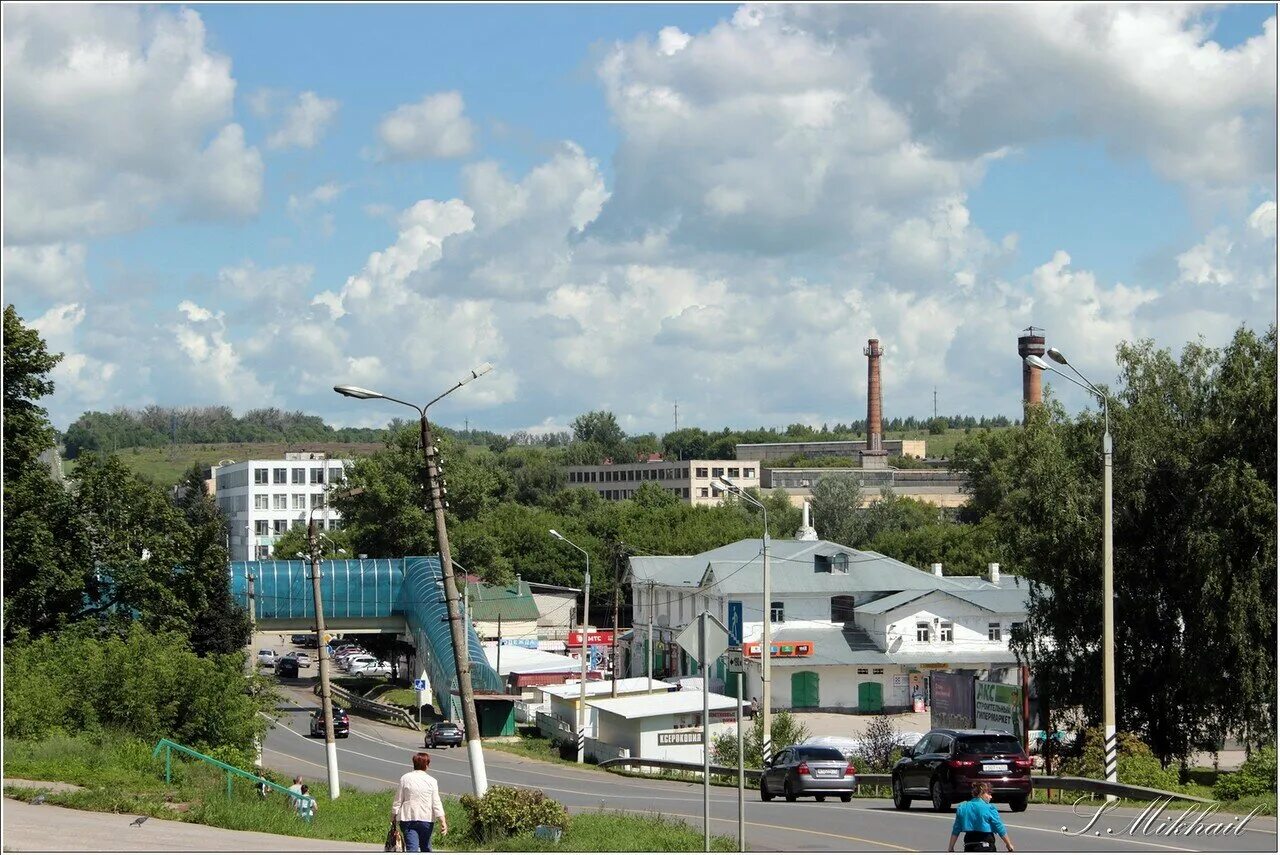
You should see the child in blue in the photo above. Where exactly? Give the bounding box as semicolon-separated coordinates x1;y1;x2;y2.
948;782;1015;852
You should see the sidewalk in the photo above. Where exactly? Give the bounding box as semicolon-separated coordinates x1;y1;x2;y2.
2;797;380;851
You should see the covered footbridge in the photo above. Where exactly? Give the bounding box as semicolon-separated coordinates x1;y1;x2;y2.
229;556;504;720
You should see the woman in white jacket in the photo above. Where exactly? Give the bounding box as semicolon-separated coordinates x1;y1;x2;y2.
391;752;449;852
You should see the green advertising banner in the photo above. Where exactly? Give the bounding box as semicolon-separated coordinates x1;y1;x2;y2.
975;680;1022;737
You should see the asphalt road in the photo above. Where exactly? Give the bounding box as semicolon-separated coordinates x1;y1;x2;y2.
263;683;1277;853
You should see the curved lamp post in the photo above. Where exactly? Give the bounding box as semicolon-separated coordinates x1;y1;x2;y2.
1025;349;1116;789
334;363;493;796
549;529;591;763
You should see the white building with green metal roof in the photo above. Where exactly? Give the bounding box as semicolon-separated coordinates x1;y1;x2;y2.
623;532;1033;713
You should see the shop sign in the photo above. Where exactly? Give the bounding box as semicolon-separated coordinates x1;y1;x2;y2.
658;730;704;746
743;640;813;658
975;681;1022;737
567;631;614;646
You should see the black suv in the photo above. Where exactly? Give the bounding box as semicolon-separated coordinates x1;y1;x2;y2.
275;657;299;678
425;721;464;749
892;729;1032;812
310;707;350;738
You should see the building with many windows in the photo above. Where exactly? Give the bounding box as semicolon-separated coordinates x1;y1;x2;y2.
564;459;760;506
213;453;351;560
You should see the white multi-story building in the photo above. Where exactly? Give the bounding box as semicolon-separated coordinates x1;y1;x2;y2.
213;453;351;560
564;459;760;507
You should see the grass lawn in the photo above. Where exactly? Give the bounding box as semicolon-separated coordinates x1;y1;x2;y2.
4;732;736;850
63;442;384;486
485;732;578;767
374;688;420;708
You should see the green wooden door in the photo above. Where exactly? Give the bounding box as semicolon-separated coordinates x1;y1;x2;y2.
857;681;884;713
724;671;742;700
791;671;820;709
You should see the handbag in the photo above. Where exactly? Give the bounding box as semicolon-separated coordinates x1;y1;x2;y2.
384;822;401;852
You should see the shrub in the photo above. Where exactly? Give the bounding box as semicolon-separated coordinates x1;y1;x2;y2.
459;785;569;843
859;714;899;771
1057;728;1179;792
711;710;809;768
1214;746;1277;801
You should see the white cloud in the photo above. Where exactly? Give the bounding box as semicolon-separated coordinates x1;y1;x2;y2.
267;91;339;150
376;91;475;160
2;5;263;244
2;243;88;300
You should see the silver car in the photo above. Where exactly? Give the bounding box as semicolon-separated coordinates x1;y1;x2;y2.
760;745;856;802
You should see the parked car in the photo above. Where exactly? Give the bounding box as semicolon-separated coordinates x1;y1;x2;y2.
892;729;1032;812
425;721;464;749
310;707;350;738
350;660;391;678
295;652;312;667
760;745;855;802
275;657;299;678
257;649;277;667
343;655;378;673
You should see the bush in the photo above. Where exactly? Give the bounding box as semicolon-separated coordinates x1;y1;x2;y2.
858;714;899;771
1057;728;1179;792
711;710;809;769
459;785;569;843
1214;746;1277;801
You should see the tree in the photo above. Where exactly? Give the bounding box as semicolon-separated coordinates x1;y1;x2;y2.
572;410;626;449
711;710;809;769
3;305;62;480
953;327;1277;765
175;464;253;656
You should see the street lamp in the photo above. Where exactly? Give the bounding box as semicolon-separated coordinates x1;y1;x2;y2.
334;362;493;797
1024;350;1117;788
549;529;591;763
718;476;773;765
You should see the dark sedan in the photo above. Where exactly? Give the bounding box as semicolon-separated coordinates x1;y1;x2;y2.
892;729;1032;812
425;721;464;749
310;707;350;738
760;745;856;802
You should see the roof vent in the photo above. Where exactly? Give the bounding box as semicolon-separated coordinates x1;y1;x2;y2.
987;562;1000;586
932;562;943;577
795;500;818;541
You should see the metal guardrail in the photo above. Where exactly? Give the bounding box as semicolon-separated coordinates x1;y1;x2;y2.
599;758;1213;804
315;682;421;731
151;739;317;820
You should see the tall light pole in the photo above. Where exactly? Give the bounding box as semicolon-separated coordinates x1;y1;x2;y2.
306;506;341;799
1025;349;1117;788
718;477;772;765
334;362;493;797
550;530;590;763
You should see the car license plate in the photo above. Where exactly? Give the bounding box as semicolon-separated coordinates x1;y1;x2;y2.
813;768;838;777
982;763;1007;773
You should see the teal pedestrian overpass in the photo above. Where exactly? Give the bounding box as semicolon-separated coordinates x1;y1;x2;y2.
229;557;503;718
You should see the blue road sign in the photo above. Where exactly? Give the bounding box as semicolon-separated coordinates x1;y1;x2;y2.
728;601;743;647
412;679;427;691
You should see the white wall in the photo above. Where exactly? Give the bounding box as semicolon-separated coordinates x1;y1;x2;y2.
859;591;1026;654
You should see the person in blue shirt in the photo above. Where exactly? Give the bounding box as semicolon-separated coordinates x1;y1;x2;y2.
948;782;1015;852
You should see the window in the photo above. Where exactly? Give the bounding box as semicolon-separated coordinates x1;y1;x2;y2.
770;601;784;623
234;495;247;512
831;595;857;622
311;494;325;509
311;468;324;484
728;467;740;478
255;545;270;559
273;494;287;510
940;621;954;643
857;668;869;675
254;495;269;510
330;518;344;531
273;519;287;535
254;520;269;536
329;467;342;484
698;487;709;498
290;494;303;510
711;467;724;477
988;623;1002;642
916;622;930;642
254;468;268;485
1011;621;1024;637
872;668;884;675
744;467;756;478
291;518;305;530
695;467;708;478
273;467;287;484
292;467;306;484
682;487;690;499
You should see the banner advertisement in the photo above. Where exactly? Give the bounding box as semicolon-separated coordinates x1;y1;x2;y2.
975;681;1023;737
930;672;976;729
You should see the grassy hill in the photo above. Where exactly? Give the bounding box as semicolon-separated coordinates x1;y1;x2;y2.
885;427;1003;460
62;442;386;486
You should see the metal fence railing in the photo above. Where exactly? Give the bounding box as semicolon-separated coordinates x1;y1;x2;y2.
151;739;317;820
316;682;420;731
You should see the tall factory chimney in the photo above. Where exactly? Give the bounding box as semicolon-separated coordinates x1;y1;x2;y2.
862;338;888;469
1017;327;1046;408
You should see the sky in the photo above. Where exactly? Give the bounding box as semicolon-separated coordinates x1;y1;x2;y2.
4;3;1276;436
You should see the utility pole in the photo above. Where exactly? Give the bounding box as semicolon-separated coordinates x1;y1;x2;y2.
611;550;621;698
933;387;937;421
496;610;502;687
308;517;340;799
578;569;591;762
421;415;489;796
246;572;263;767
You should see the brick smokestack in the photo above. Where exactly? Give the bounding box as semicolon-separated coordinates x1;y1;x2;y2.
864;338;884;452
1017;328;1046;408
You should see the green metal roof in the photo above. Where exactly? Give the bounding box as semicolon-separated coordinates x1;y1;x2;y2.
464;579;540;622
